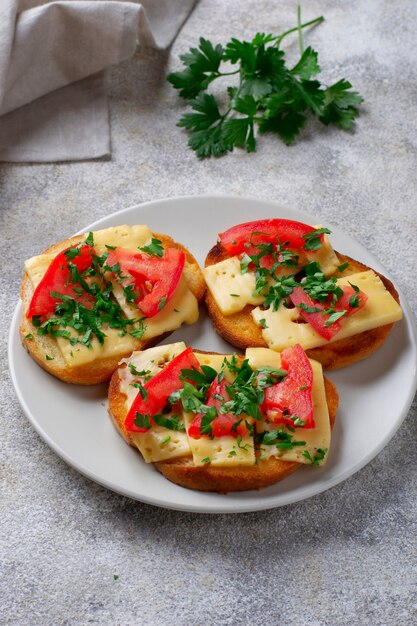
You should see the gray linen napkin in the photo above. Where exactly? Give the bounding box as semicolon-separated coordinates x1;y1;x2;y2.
0;0;196;162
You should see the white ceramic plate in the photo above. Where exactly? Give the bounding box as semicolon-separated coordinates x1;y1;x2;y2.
9;196;417;513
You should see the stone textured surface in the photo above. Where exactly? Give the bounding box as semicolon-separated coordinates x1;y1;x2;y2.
1;1;417;624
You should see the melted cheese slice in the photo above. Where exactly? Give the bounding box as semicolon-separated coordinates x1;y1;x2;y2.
183;411;255;467
203;256;265;314
24;226;199;367
130;426;190;464
119;343;191;463
246;348;330;465
92;224;152;254
252;270;402;351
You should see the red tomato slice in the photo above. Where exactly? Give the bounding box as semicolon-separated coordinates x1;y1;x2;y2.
125;347;201;432
219;219;319;256
107;247;185;318
263;344;314;428
188;377;249;440
27;245;94;319
289;287;341;341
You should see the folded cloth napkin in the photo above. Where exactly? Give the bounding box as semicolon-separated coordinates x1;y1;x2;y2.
0;0;196;162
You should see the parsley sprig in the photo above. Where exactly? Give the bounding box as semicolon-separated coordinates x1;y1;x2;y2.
168;7;363;157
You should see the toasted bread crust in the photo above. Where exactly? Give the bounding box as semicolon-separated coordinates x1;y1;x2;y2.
20;231;206;385
205;245;400;370
108;352;338;493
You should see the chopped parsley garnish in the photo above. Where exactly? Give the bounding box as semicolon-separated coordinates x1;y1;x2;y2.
297;302;322;314
302;227;331;251
258;427;306;450
134;413;152;429
161;436;171;445
139;238;164;258
123;284;137;304
324;310;347;327
258;318;268;329
262;275;299;311
236;435;250;451
348;282;361;308
131;382;148;400
153;413;185;431
133;410;185;433
130;319;146;339
128;363;151;378
45;354;54;361
85;232;95;247
24;333;33;339
171;357;287;438
301;262;343;303
230;293;240;297
303;448;327;466
201;457;211;464
337;262;349;273
158;296;167;310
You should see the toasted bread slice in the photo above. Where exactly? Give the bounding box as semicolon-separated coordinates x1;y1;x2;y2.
205;245;400;370
20;231;205;385
108;351;338;493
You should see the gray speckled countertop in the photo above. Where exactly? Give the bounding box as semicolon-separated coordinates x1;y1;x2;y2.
1;1;417;624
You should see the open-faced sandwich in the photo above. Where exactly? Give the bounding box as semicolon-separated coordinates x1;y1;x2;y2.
20;225;205;384
203;219;403;369
108;342;338;492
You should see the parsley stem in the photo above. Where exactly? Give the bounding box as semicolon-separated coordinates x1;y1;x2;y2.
274;14;324;48
217;70;240;77
297;5;304;56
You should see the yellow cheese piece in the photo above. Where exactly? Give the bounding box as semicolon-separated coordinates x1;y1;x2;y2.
183;412;255;467
246;347;282;370
24;254;55;287
203;256;264;314
56;328;138;367
252;270;402;351
194;352;236;383
246;348;330;465
119;343;191;463
24;227;199;367
130;428;190;463
305;230;340;275
118;342;187;407
91;224;152;255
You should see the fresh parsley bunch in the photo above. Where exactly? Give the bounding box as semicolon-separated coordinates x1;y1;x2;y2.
168;7;363;157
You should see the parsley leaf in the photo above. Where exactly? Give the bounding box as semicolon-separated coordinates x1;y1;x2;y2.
302;227;331;251
139;238;164;258
167;38;224;99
